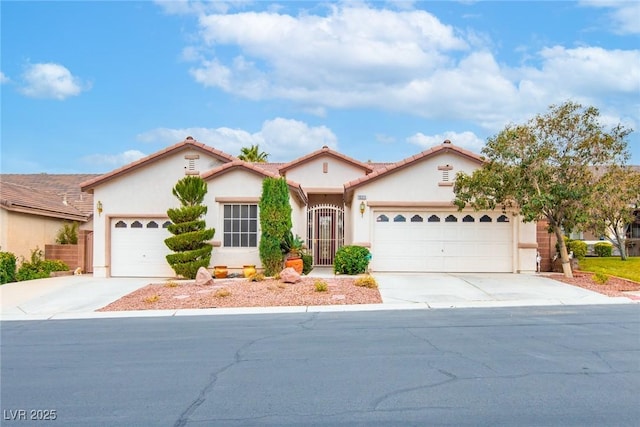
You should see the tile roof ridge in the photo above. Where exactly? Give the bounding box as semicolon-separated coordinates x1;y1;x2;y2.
80;138;237;192
278;146;374;173
343;140;484;191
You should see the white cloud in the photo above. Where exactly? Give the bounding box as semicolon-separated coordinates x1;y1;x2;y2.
0;72;9;84
190;4;467;101
407;131;485;152
526;46;640;94
155;0;244;15
19;63;89;100
137;118;338;162
375;134;397;145
580;0;640;35
82;150;146;167
172;3;638;138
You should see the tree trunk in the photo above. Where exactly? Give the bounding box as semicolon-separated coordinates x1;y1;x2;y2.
553;227;573;278
617;236;628;261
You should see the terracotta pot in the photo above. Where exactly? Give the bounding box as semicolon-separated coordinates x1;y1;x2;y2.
213;266;228;279
243;265;256;278
285;257;303;274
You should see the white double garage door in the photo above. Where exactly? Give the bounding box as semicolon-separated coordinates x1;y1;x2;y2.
111;218;175;277
372;211;514;273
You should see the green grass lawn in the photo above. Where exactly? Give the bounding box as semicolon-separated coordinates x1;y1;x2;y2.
579;257;640;282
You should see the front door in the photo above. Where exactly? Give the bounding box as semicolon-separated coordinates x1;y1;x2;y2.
307;204;344;266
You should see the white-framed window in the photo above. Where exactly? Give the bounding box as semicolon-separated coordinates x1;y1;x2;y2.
223;204;258;247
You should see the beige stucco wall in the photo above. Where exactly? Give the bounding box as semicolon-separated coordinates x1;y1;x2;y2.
0;209;7;255
350;153;480;243
517;218;538;274
205;169;307;269
347;152;537;273
91;150;226;277
206;169;264;269
0;209;66;262
283;155;367;190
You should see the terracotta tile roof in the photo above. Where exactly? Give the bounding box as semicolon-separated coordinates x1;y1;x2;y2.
201;160;308;205
344;141;485;195
589;165;640;178
80;137;238;193
278;146;374;174
246;162;284;175
1;174;97;220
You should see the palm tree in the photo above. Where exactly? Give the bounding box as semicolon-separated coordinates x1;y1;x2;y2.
238;144;269;162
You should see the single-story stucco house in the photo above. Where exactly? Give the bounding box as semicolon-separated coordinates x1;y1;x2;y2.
1;174;98;270
79;137;539;278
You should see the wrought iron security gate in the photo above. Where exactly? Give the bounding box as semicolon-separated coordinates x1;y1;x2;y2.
307;204;344;266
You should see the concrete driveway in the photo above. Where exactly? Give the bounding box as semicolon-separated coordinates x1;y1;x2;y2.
0;271;633;321
374;272;632;309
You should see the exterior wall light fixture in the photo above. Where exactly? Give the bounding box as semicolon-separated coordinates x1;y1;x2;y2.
359;201;366;217
97;201;103;216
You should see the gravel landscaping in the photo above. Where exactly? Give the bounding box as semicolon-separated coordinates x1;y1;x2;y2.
97;270;640;312
549;271;640;299
98;276;382;311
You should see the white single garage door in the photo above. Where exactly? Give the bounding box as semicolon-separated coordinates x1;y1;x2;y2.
372;211;513;272
111;218;175;277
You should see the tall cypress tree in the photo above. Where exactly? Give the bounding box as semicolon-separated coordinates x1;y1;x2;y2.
259;177;292;276
165;176;215;279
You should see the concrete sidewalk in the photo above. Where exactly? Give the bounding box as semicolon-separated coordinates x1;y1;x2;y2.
0;271;634;321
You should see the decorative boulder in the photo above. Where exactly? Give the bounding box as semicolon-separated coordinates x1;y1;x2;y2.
280;267;301;283
195;267;214;286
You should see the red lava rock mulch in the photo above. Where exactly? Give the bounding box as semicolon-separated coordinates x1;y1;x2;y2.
97;276;382;311
549;271;640;299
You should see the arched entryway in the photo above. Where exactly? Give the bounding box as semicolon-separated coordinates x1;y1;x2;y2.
307;204;344;266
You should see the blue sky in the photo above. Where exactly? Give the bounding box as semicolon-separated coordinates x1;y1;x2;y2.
1;0;639;174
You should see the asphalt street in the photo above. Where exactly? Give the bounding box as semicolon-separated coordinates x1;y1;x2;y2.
1;305;639;426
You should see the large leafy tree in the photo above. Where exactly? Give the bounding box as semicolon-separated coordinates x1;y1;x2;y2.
165;176;215;279
238;144;269;162
584;167;640;260
259;177;292;276
454;101;631;278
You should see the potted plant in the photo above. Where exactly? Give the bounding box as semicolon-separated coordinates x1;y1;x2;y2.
281;231;305;274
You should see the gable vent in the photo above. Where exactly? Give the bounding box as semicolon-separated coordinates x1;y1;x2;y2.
185;154;200;175
438;164;454;187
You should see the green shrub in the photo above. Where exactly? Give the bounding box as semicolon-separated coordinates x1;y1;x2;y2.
334;246;371;275
568;240;588;260
55;221;79;244
302;253;313;275
592;272;609;285
558;238;588;260
314;280;328;292
354;274;378;289
248;272;266;282
0;252;17;284
165;176;215;279
259;177;292;276
215;288;231;298
594;242;613;257
16;248;69;281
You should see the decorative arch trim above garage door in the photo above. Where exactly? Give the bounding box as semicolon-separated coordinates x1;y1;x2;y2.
110;218;175;277
372;211;513;273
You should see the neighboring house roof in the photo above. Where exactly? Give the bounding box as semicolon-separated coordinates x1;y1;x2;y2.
278;145;375;174
589;164;640;178
80;137;238;193
0;174;97;221
201;160;308;205
344;141;485;197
